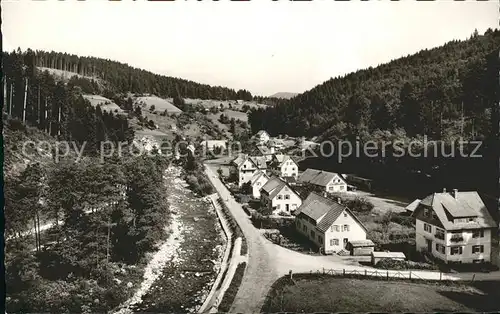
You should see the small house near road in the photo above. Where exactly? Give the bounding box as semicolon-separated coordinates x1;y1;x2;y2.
231;154;268;187
371;251;406;265
200;140;227;152
294;193;368;254
347;239;375;256
261;177;302;215
298;169;348;193
249;170;270;199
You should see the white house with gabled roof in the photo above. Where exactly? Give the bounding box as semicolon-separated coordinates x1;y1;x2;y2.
269;154;299;179
261;177;302;215
298;168;347;193
413;189;497;264
249;170;270;199
295;192;367;254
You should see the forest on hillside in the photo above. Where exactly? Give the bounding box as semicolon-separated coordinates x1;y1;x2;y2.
249;28;499;141
3;49;254;100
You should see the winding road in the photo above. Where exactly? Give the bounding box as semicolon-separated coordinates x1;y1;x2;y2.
204;164;500;313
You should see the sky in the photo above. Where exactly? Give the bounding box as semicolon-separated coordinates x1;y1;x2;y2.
2;0;498;96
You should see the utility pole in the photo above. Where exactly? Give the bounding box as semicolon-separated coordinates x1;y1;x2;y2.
9;83;13;116
22;77;28;123
44;97;48;133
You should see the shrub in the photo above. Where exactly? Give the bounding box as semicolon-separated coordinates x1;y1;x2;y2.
346;197;374;213
375;259;439;271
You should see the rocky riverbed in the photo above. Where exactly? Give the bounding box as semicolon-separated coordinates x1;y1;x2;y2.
130;166;225;313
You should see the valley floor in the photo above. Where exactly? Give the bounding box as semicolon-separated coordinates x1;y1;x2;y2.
123;166;225;313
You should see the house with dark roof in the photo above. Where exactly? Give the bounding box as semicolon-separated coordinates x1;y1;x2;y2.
260;177;302;215
250;145;275;161
230;154;268;187
413;189;497;264
298;168;347;193
294;193;367;254
269;154;299;179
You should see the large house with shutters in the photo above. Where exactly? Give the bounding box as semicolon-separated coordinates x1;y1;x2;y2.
231;154;267;187
413;189;497;264
298;168;347;193
269;154;299;179
261;177;302;215
295;192;367;254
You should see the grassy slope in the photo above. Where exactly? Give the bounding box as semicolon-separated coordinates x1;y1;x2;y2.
262;275;500;312
135;95;182;113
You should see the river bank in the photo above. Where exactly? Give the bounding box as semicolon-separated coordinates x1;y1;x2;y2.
130;166;225;313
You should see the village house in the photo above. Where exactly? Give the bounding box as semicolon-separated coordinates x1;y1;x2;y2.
269;154;299;179
298;168;348;193
261;177;302;215
268;138;285;151
250;145;275;161
255;130;270;144
231;154;267;187
295;192;368;254
413;189;497;264
249;170;270;199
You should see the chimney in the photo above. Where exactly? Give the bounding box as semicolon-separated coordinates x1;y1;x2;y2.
323;192;328;198
453;189;458;199
443;188;446;193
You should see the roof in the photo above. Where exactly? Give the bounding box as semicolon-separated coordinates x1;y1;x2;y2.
298;168;346;187
269;139;285;146
405;199;421;212
256;130;269;137
273;154;297;167
349;240;375;247
371;252;406;259
232;154;250;168
250;170;269;186
255;145;272;155
417;191;496;230
296;193;367;233
261;177;298;200
249;156;267;169
201;140;227;147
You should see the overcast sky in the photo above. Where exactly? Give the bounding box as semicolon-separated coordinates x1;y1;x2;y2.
2;0;497;96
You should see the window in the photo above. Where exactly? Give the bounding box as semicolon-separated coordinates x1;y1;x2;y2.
343;224;350;232
435;228;445;240
424;223;432;233
331;225;340;232
329;186;334;191
472;230;485;238
340;186;345;190
257;182;261;186
296;221;301;228
435;243;445;254
277;195;283;200
276;204;280;210
285;195;290;200
450;246;463;255
303;225;307;232
423;209;429;217
431;211;437;219
344;213;348;218
472;245;485;254
330;238;339;246
318;235;323;243
292;167;295;172
310;230;315;238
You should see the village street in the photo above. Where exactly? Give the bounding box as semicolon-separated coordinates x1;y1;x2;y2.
204;164;500;313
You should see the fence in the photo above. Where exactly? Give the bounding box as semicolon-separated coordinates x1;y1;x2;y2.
297;268;478;282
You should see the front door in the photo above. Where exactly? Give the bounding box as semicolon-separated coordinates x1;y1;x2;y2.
426;239;432;253
343;238;348;248
286;204;290;212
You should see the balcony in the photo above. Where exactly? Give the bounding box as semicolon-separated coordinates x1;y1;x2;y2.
435;233;445;240
450;235;464;243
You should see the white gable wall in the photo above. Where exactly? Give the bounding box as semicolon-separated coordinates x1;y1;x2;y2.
270;185;302;215
325;175;347;193
252;175;270;198
322;210;366;254
279;160;298;178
